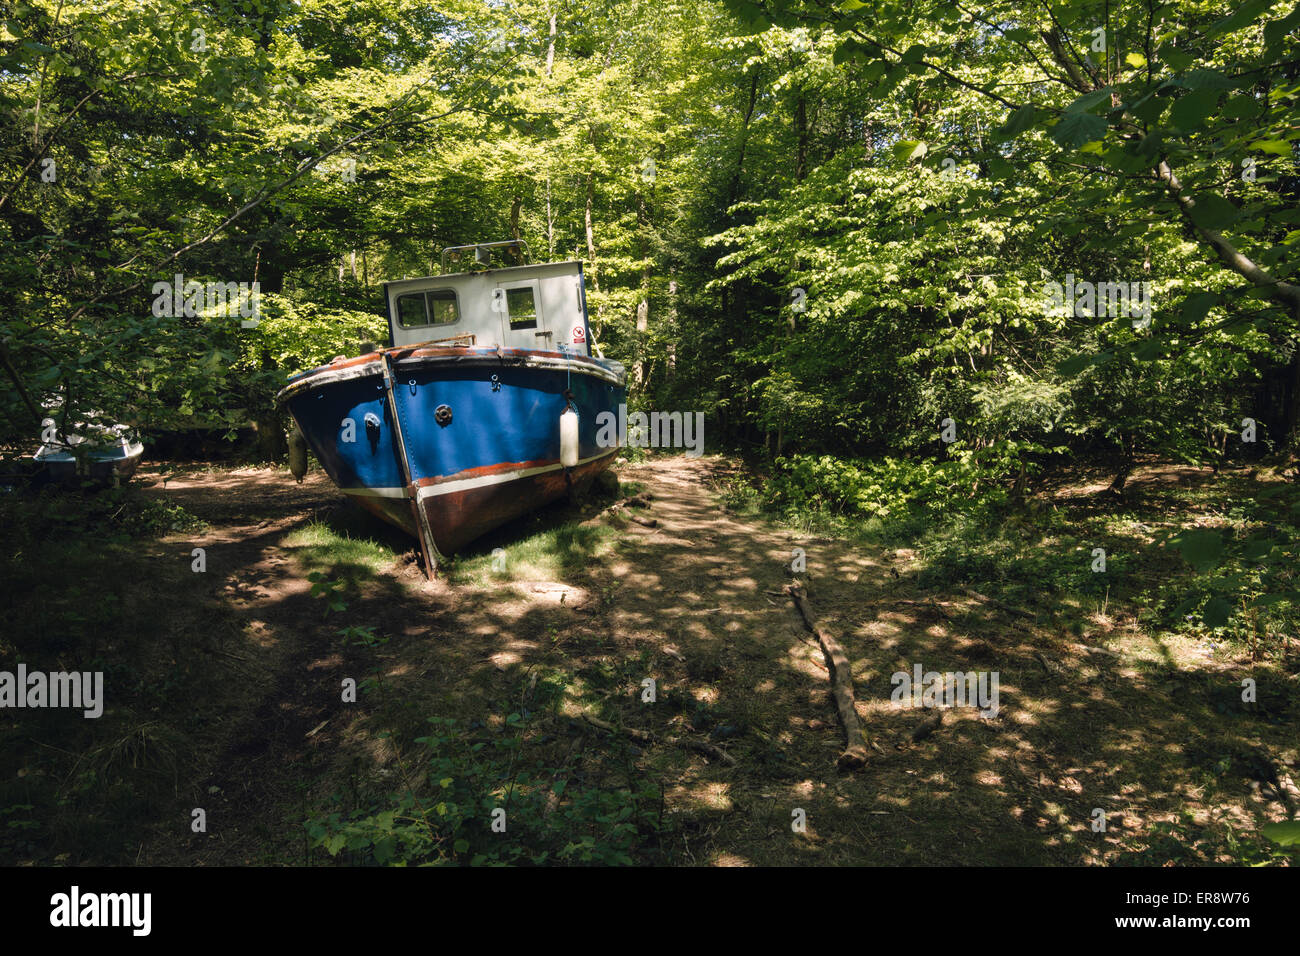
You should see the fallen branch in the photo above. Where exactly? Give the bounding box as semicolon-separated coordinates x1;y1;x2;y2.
579;713;737;766
785;581;871;770
1073;643;1121;659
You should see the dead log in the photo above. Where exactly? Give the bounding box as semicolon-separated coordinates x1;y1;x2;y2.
785;582;871;770
579;713;736;766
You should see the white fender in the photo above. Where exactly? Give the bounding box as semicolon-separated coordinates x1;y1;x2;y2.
559;407;579;468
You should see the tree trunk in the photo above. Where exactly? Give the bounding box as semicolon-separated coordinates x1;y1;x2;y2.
1108;434;1136;496
794;94;808;182
633;190;651;389
253;414;287;462
546;9;556;76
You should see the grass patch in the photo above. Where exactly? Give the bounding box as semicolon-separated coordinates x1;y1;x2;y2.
722;455;1300;664
0;484;222;864
447;520;617;587
305;712;665;866
282;518;396;583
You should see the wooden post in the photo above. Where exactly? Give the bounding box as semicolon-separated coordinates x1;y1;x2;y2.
380;352;441;578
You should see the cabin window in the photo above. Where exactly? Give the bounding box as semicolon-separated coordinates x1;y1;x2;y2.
397;289;459;328
397;293;426;328
505;286;538;330
426;289;459;325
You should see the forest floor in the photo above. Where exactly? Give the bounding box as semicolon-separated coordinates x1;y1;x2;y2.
3;454;1297;865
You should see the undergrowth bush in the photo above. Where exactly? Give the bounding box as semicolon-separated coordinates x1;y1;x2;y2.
1116;812;1300;866
761;440;1058;526
306;715;662;866
0;485;204;551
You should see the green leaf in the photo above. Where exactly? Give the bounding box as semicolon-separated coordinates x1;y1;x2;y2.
1057;353;1098;375
1169;89;1218;130
1050;111;1108;148
1261;821;1300;846
1178;68;1232;90
1178;291;1219;325
1252;591;1300;607
1206;0;1276;40
1133;337;1163;361
892;139;927;162
1000;104;1040;137
1066;88;1113;114
1171;528;1224;570
1159;46;1195;72
1241;537;1275;561
1130;93;1168;124
1251;139;1293;157
832;40;857;65
1264;6;1300;49
1186;194;1239;231
1202;596;1232;628
1221;95;1260;120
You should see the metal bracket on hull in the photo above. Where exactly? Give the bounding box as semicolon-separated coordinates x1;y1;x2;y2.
380;353;444;579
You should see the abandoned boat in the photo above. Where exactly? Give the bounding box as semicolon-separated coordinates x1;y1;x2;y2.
276;242;627;575
34;414;144;486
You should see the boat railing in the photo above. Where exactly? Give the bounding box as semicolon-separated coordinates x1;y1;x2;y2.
439;241;530;273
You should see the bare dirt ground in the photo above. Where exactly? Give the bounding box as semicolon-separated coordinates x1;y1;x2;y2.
126;456;1297;866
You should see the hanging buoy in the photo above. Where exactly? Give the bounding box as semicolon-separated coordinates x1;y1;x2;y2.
288;424;308;483
559;406;579;468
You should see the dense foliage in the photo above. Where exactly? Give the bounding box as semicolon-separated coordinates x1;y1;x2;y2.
2;0;1299;868
3;0;1297;611
3;0;1296;449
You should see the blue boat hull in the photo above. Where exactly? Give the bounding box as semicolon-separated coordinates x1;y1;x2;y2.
278;346;626;564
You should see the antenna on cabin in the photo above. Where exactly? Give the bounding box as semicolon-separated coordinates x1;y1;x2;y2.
440;240;531;274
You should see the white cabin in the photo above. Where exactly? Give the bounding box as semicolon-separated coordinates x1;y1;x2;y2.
384;244;593;356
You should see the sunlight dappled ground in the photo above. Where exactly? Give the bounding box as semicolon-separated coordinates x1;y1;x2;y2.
4;455;1294;866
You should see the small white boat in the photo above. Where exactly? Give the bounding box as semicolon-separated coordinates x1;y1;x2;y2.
35;416;144;486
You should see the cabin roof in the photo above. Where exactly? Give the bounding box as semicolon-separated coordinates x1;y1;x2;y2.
387;260;583;289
